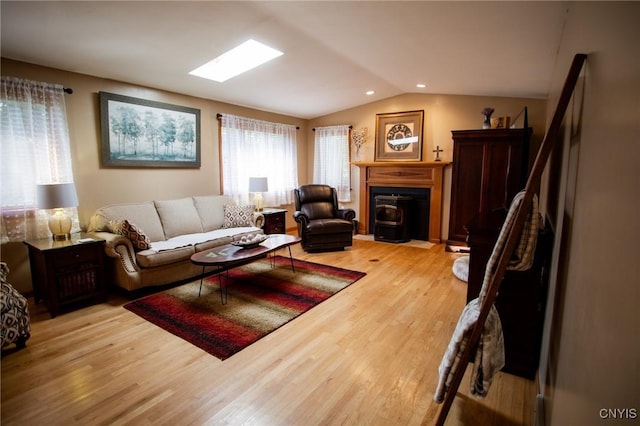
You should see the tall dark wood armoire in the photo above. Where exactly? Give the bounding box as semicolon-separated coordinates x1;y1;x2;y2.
447;128;531;249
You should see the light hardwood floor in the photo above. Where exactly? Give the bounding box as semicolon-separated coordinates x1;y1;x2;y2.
1;239;536;425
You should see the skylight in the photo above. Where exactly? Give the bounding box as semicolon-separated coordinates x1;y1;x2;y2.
189;39;283;83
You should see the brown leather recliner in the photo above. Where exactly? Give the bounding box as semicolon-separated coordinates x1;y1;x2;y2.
293;184;356;252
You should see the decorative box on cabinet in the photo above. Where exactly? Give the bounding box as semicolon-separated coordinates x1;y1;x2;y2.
447;128;531;249
24;233;106;317
464;210;552;379
261;208;287;234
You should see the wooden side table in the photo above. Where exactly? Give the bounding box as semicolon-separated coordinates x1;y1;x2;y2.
261;208;287;234
24;233;106;317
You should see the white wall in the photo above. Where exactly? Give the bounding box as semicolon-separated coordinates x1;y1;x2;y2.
539;3;640;425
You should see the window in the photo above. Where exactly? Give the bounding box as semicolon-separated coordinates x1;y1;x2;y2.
1;77;79;243
313;125;351;202
220;114;298;206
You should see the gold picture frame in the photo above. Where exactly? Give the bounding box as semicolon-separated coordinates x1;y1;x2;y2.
490;116;511;129
375;110;424;161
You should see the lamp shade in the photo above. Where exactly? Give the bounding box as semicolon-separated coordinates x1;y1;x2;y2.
248;177;268;193
36;183;78;241
36;183;79;209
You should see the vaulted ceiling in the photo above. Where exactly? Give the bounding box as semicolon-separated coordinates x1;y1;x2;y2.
1;1;568;119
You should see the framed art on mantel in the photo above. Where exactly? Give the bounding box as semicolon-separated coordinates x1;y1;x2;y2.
374;110;424;161
99;92;201;168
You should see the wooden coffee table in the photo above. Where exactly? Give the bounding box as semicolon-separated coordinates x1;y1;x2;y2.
190;234;301;304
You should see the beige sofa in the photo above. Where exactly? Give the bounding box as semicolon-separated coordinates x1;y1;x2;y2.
87;195;264;292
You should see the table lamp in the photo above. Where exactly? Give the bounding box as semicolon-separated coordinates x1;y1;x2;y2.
248;177;268;212
36;183;79;241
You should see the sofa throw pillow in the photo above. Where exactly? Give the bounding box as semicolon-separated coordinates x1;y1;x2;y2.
109;219;151;250
223;205;255;228
91;202;165;242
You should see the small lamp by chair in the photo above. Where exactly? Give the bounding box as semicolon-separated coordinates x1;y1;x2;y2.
248;177;268;212
36;183;79;241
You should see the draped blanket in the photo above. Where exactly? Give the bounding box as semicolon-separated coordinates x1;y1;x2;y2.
478;192;539;301
434;191;540;403
434;298;504;402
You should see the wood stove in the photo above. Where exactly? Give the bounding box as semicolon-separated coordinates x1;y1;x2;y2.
374;195;412;243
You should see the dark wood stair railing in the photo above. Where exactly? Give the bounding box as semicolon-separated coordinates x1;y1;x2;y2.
435;53;587;426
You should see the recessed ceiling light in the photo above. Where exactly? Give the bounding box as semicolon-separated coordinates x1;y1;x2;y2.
189;39;283;83
366;90;375;95
416;83;426;88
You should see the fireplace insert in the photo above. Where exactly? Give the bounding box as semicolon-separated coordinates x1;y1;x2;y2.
374;195;411;243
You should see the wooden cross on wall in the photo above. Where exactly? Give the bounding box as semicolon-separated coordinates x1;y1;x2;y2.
433;145;443;161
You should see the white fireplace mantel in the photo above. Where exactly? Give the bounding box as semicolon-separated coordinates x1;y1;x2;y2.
353;162;451;243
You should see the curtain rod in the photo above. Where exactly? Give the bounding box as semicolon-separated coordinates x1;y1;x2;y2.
0;78;72;94
217;113;299;130
312;125;353;131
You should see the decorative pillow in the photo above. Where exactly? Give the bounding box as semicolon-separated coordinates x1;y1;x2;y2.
223;205;255;228
92;202;165;241
109;219;151;250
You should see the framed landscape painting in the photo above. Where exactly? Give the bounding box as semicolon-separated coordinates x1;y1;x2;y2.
99;92;201;168
375;110;424;161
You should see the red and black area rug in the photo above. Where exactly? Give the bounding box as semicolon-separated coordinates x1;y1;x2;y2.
124;256;366;360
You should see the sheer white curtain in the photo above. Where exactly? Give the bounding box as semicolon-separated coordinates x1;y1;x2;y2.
313;125;351;202
220;114;298;206
1;77;79;243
